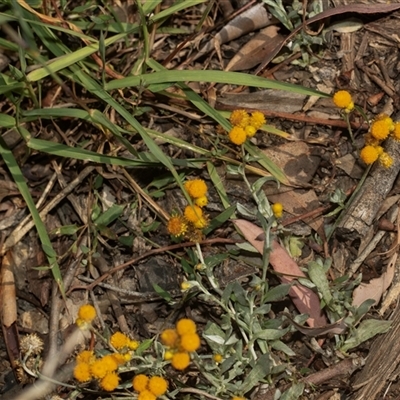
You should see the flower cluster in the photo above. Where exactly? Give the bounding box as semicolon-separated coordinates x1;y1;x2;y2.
167;178;209;241
228;109;266;145
74;350;124;391
160;318;200;370
132;374;168;400
271;202;283;219
360;114;395;168
110;331;139;352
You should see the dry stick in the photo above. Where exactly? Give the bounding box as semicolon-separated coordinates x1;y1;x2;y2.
68;238;241;293
1;165;95;255
9;328;83;400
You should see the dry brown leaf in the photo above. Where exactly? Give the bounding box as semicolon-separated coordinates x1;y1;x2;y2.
353;252;396;308
225;26;284;71
193;3;275;61
233;219;327;328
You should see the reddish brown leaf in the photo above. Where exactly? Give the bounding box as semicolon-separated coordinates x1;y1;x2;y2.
233;219;327;328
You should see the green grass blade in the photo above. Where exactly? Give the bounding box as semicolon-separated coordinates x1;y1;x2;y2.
0;135;66;299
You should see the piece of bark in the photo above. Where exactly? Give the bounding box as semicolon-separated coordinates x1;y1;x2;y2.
350;301;400;399
336;138;400;240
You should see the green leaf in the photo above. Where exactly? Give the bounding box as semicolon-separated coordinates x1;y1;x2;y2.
263;284;291;302
153;284;172;302
308;261;333;306
341;319;391;352
239;353;272;393
280;383;305;400
94;204;125;227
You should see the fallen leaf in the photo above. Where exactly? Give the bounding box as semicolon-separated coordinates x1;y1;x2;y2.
225;26;284;71
353;253;395;307
233;219;327;328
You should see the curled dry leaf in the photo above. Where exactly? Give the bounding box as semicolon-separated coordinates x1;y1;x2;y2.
193;3;276;61
233;219;327;328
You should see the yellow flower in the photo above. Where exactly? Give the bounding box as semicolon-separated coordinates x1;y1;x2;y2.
194;195;208;207
371;119;390;140
102;354;118;373
164;350;174;360
271;203;283;219
160;328;179;347
76;350;95;365
232;397;246;400
229;109;249;128
138;390;157;400
171;352;190;370
249;111;266;129
148;376;168;396
176;318;197;335
184;205;203;223
379;152;393;168
110;332;130;349
245;125;257;138
333;90;354;111
180;333;200;352
111;353;126;365
73;362;91;382
184;179;207;198
167;215;188;237
360;145;379;165
376;113;394;130
90;359;108;379
229;126;247;145
393;122;400;140
133;374;149;392
180;281;192;291
213;354;223;364
128;340;139;350
193;215;209;229
77;304;96;323
100;372;120;391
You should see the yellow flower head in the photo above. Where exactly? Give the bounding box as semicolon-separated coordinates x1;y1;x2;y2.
180;333;201;352
133;374;149;392
167;215;187;237
160;328;179;347
77;304;96;323
194;195;208;208
271;203;283;219
379;152;393;168
171;352;190;370
181;281;192;291
229;126;247;145
193;215;209;229
128;340;139;350
176;318;197;335
110;332;130;350
102;354;118;373
138;390;157;400
376;113;394;130
249;111;266;129
90;359;108;379
371;119;391;140
393;122;400;140
73;362;92;382
184;205;203;223
111;353;126;365
230;109;249;128
164;350;174;360
100;372;120;391
76;350;95;365
245;125;257;138
148;376;168;396
360;145;379;165
184;179;207;199
333;90;354;111
232;397;246;400
213;354;223;364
